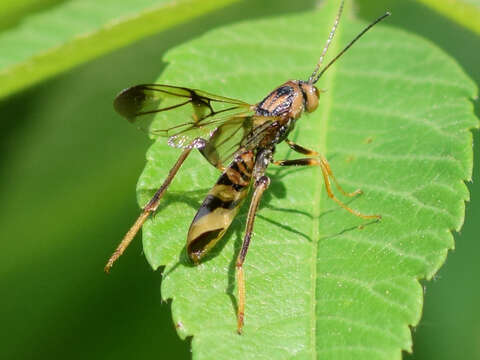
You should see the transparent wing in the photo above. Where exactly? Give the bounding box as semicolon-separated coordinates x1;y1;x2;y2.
114;84;253;148
198;115;254;168
199;115;281;168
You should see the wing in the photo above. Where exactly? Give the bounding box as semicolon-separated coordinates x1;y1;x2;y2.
198;114;282;169
114;84;254;148
198;115;253;168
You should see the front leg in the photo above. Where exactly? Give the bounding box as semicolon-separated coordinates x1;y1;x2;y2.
284;139;362;198
274;157;380;220
285;138;319;156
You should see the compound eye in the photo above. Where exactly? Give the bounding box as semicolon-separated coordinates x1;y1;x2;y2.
305;85;319;113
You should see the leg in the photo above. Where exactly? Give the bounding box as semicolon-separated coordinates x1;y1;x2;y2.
104;146;193;273
285;139;319;156
273;157;380;220
236;175;270;334
286;139;359;197
317;155;362;198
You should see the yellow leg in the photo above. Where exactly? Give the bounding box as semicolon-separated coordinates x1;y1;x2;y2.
273;157;380;220
319;155;362;198
285;140;361;198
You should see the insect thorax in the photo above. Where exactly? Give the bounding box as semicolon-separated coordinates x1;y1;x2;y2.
255;80;306;120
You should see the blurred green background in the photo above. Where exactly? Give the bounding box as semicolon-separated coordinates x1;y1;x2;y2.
0;0;478;359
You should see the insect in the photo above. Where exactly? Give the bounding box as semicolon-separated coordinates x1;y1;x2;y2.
105;1;389;334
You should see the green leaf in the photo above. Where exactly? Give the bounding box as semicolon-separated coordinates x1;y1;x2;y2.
415;0;480;35
0;0;239;99
0;0;66;31
135;3;477;359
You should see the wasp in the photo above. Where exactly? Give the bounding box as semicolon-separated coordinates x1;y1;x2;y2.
105;1;390;334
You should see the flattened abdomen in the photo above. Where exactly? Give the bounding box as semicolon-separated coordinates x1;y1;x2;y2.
187;151;254;263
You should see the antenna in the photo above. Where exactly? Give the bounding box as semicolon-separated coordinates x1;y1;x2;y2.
309;9;391;84
308;0;345;84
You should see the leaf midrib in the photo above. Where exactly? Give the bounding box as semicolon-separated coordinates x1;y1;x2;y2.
310;5;342;358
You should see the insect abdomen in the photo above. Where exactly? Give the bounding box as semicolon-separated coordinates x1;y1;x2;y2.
187;151;254;263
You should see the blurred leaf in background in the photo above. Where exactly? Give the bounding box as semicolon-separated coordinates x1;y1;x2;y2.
0;0;66;31
0;0;478;359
